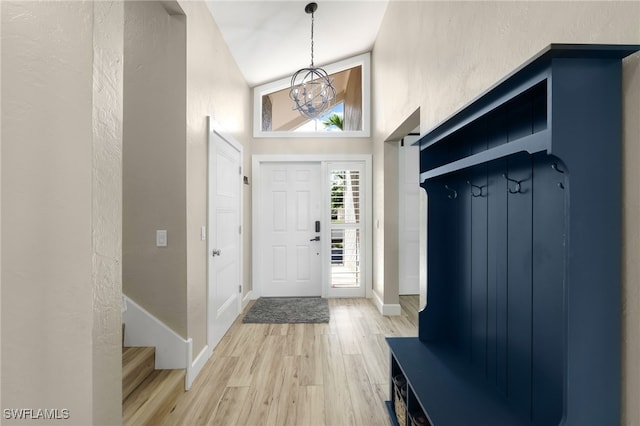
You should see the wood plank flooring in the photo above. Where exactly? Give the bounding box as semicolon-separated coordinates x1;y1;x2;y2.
163;297;419;426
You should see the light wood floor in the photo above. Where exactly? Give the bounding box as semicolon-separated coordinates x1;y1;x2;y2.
163;296;419;426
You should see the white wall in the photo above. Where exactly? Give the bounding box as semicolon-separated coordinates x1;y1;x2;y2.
123;0;189;339
252;137;372;156
1;0;4;414
1;1;123;424
2;1;253;419
92;3;125;423
123;0;253;366
371;1;640;423
179;0;254;359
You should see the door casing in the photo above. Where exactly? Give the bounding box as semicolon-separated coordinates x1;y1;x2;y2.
399;134;421;295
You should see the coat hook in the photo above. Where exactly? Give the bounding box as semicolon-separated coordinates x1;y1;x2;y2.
551;163;565;174
552;163;566;189
445;184;457;199
467;180;485;197
502;174;522;194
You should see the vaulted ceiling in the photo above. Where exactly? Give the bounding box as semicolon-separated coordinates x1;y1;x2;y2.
205;1;389;87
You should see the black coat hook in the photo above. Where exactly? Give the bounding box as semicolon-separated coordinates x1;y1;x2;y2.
552;163;565;189
551;163;565;174
467;180;485;197
445;184;457;199
503;174;522;194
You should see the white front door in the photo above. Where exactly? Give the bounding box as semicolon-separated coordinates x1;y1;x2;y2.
208;125;242;349
259;162;322;297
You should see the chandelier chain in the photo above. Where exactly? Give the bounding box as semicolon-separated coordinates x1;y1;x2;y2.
310;10;315;67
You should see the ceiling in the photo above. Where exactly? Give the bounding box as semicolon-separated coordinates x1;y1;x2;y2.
205;1;389;88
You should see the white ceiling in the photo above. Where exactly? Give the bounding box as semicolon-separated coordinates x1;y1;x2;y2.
205;1;389;87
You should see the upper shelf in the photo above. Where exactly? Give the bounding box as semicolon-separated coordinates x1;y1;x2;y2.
417;44;640;180
420;129;549;181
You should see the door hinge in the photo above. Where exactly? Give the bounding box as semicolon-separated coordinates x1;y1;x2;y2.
239;166;242;175
239;285;242;293
239;225;242;234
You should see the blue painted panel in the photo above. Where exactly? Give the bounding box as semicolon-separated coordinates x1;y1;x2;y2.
486;159;509;393
531;153;565;425
420;180;456;342
550;58;623;426
407;45;638;426
470;166;488;374
453;173;472;356
505;154;533;418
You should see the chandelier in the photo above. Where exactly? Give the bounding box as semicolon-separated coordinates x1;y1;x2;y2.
289;2;336;119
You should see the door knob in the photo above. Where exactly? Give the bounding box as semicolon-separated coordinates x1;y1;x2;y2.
309;236;320;242
212;249;222;257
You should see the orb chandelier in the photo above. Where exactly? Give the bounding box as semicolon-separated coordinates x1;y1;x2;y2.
289;2;336;119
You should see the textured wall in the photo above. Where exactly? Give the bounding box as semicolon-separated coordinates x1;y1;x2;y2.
2;3;93;422
372;0;640;422
1;1;123;423
123;1;188;337
1;0;4;413
92;2;124;424
179;0;253;359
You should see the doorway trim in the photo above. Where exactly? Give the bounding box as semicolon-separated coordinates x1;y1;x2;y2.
252;154;372;299
399;130;421;296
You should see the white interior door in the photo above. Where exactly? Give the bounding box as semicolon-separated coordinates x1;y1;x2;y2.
399;134;421;295
208;125;242;350
259;162;322;297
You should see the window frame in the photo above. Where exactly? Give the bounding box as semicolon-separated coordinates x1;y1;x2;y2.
253;52;371;138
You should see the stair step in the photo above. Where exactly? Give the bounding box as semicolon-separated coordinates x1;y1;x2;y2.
122;346;155;401
123;368;185;426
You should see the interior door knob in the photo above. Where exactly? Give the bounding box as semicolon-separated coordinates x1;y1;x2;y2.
212;249;222;257
309;236;320;242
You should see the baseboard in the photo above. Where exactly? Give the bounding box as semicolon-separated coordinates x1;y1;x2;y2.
242;290;254;308
373;291;402;316
122;295;189;371
186;344;210;391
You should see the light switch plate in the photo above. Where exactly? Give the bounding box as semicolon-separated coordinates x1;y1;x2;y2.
156;230;167;247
